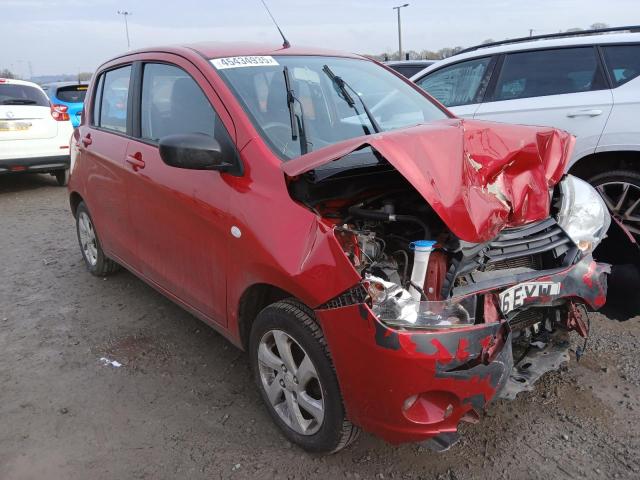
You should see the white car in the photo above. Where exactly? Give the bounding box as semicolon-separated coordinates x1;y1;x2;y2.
412;28;640;243
0;78;74;185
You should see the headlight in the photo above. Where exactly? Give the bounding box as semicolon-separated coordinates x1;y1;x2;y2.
556;175;611;254
365;274;475;329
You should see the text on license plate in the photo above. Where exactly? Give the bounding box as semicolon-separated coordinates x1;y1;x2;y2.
499;282;561;314
0;121;32;131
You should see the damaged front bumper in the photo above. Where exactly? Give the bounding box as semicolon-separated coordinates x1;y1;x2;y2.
315;255;608;446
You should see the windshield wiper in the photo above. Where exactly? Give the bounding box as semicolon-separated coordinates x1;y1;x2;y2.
322;65;382;134
283;66;309;155
2;99;37;105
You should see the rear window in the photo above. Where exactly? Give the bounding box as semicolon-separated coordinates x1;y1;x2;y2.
602;44;640;87
56;85;88;103
0;84;49;107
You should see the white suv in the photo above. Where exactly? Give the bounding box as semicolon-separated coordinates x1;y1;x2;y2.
412;30;640;245
0;78;74;185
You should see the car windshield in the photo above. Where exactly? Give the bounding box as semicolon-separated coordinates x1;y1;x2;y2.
213;55;448;160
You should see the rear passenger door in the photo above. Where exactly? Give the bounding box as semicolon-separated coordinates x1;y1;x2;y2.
474;47;613;162
124;59;237;326
78;65;135;264
597;43;640;153
414;56;496;118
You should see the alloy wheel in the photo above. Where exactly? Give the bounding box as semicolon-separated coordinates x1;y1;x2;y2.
257;329;325;435
595;181;640;241
78;211;98;266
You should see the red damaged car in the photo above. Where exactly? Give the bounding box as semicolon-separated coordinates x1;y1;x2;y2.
68;43;610;453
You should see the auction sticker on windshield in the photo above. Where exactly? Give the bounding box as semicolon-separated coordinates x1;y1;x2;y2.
211;56;279;69
499;282;561;314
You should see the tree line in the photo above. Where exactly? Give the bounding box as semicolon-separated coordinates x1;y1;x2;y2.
367;23;611;61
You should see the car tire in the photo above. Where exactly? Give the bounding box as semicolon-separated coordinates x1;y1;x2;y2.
588;169;640;242
54;169;70;186
249;298;359;453
75;201;120;276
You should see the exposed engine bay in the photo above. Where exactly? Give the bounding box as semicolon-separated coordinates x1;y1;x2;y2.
289;144;609;350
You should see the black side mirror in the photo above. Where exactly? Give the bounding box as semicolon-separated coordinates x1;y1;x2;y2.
159;133;232;171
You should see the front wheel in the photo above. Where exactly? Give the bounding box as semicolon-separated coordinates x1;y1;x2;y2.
249;299;359;453
589;169;640;243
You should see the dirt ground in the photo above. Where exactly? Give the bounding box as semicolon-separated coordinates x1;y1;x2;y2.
1;174;639;480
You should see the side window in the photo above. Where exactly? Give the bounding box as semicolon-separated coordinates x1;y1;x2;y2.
140;63;217;142
98;66;131;133
602;44;640;87
91;75;104;126
492;47;606;101
416;57;492;107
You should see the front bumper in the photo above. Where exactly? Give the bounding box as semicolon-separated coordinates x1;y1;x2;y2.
0;154;70;174
315;256;608;445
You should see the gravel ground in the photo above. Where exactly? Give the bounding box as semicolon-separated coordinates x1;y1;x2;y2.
1;174;639;480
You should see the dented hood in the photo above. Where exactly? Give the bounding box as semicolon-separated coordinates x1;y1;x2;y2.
282;119;574;243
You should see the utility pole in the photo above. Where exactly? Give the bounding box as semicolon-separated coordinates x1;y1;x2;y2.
117;10;132;50
393;4;409;61
529;29;534;37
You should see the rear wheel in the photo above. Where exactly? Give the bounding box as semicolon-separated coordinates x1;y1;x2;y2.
589;169;640;243
249;299;359;453
75;202;120;276
54;169;69;186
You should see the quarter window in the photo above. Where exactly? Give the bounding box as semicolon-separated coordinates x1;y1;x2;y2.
492;47;606;101
97;66;131;133
92;75;104;126
602;44;640;87
140;63;216;142
416;57;492;107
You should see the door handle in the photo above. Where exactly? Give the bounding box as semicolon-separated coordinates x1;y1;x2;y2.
126;153;145;171
81;134;92;146
567;109;603;118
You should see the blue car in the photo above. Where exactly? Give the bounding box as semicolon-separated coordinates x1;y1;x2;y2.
42;81;89;127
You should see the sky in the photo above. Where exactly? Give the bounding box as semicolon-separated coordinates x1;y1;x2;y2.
1;0;639;76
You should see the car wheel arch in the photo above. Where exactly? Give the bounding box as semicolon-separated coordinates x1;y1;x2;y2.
69;191;84;218
568;150;640;181
237;283;301;350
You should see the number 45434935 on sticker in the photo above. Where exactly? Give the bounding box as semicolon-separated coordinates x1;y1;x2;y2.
499;282;561;314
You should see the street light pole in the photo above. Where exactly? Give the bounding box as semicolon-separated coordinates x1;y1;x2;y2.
393;3;409;61
117;10;132;50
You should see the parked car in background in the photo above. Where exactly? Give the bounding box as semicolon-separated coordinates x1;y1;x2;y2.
411;27;640;256
385;59;435;78
42;81;89;127
68;42;609;453
0;78;73;185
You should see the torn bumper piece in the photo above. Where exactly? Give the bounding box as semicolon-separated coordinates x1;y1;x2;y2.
316;303;513;444
315;257;608;444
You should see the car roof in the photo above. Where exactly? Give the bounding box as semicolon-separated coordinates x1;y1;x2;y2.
0;78;44;89
102;42;363;67
43;81;89;89
411;32;640;80
385;60;435;67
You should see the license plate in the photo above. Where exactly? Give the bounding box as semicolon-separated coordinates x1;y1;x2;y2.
499;282;561;314
0;121;31;131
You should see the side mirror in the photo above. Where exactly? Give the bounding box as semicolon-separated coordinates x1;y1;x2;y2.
159;133;232;171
